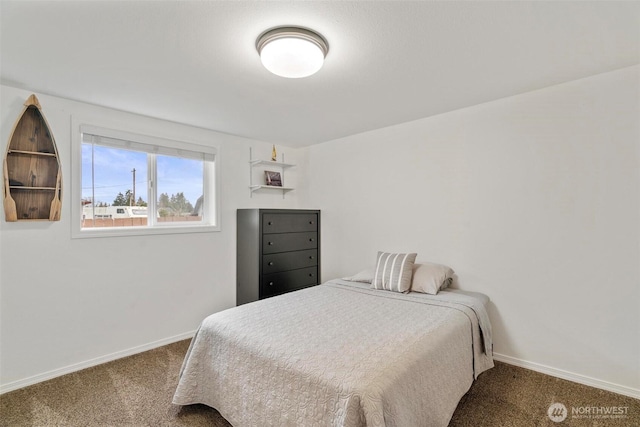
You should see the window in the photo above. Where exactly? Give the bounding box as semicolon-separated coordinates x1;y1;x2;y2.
72;123;219;238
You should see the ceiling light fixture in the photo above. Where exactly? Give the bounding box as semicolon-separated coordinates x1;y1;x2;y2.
256;26;329;78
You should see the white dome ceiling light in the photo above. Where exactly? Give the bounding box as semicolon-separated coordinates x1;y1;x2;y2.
256;26;329;78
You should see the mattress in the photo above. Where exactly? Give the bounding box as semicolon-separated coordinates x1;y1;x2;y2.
173;279;494;427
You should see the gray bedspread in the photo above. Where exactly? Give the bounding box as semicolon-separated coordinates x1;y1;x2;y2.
173;280;494;427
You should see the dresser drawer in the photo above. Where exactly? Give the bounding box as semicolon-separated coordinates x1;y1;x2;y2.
262;232;317;254
263;213;318;234
262;249;318;274
261;267;318;298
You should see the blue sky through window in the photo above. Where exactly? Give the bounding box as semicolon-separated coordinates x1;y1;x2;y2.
82;144;203;207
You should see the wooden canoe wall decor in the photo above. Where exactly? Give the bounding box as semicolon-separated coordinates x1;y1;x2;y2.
3;94;62;221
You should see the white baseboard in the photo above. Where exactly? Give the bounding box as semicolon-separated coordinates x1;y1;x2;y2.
493;352;640;399
0;330;196;395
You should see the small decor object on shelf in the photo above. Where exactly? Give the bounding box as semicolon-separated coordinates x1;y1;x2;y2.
265;171;282;187
271;145;277;161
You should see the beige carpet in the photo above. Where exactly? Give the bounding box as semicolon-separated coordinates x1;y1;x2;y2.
1;340;638;426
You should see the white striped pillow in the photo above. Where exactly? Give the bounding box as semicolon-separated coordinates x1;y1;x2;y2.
372;252;417;293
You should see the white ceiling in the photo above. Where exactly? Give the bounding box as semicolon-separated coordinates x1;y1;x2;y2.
1;1;638;148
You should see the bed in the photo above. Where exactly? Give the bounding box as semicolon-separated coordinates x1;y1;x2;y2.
172;279;494;427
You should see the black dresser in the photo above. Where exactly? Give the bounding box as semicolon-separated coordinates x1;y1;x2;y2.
237;209;321;305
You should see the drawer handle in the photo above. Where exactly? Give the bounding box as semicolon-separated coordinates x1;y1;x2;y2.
268;242;274;245
268;221;273;225
309;238;314;242
268;262;274;266
309;273;314;277
269;282;274;286
309;256;314;260
309;221;314;225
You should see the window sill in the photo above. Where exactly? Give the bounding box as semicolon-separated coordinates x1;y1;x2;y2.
71;223;220;239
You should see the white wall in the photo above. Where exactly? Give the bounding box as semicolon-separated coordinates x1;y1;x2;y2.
302;66;640;397
0;85;304;391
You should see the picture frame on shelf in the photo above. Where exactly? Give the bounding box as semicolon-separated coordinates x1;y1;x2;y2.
264;171;282;187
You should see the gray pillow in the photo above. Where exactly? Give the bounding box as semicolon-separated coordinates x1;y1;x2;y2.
372;252;417;293
342;269;374;283
410;262;455;295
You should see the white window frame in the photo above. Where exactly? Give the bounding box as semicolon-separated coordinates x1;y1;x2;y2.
71;118;220;238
